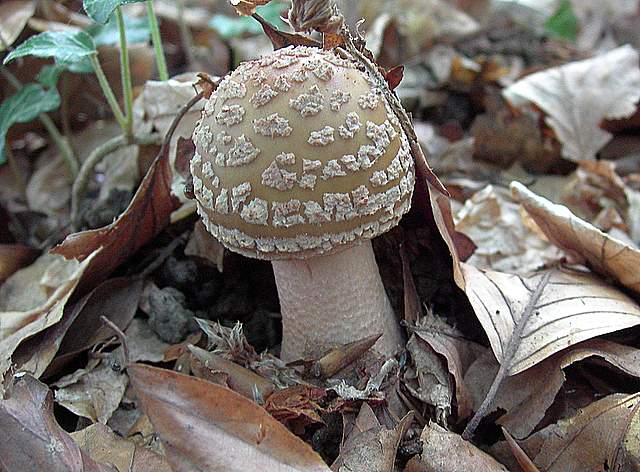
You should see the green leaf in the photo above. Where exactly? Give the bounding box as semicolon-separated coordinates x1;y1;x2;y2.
209;1;287;39
544;0;578;42
3;31;97;66
0;84;61;164
83;0;146;25
36;65;64;88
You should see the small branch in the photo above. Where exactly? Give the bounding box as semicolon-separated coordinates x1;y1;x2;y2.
70;132;161;229
462;271;552;440
115;6;134;140
146;0;169;81
89;54;127;131
100;315;130;366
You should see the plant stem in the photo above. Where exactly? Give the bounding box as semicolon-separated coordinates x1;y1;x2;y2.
115;6;134;140
39;112;78;176
89;54;127;131
5;146;26;197
0;65;78;177
146;0;169;81
70;131;162;230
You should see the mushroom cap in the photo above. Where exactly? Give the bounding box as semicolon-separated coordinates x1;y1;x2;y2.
191;45;415;260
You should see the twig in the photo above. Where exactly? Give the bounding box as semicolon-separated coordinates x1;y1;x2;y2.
70;132;162;229
100;315;130;366
462;271;552;440
139;231;189;278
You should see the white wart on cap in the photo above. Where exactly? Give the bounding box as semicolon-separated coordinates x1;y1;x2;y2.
191;45;415;260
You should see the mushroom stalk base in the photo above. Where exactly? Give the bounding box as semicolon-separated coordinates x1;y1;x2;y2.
273;240;404;362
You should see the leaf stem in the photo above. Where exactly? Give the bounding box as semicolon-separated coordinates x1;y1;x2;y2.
89;54;127;131
115;6;134;140
146;0;169;81
462;271;552;441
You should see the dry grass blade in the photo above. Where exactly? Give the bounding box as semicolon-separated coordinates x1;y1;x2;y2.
129;364;332;472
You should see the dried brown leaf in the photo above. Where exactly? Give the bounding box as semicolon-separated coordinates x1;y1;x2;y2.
501;428;540;472
0;250;98;393
129;363;332;472
512;181;640;293
492;393;640;472
0;375;116;472
332;403;412;472
230;0;271;16
463;263;640;375
188;344;275;400
465;339;640;439
403;422;508;472
503;45;640;161
71;423;172;472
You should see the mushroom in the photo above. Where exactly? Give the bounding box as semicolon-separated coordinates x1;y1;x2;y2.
191;45;415;362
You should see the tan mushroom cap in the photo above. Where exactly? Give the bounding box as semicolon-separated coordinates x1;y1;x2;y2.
191;45;415;260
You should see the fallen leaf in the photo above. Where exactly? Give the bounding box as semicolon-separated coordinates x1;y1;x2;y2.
189;344;275;400
403;421;508;471
0;1;36;51
0;374;116;472
51;127;181;290
465;339;640;438
611;397;640;471
0;243;39;283
125;318;172;363
13;276;141;379
129;363;332;472
71;423;172;472
264;384;327;433
463;263;640;375
55;357;128;424
512;181;640;293
0;250;98;392
491;393;640;472
455;185;564;275
412;316;486;421
503;45;640;161
331;402;412;472
230;0;272;16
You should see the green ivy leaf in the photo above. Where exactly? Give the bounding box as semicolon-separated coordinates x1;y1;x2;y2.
544;0;578;42
3;31;97;66
209;1;287;39
88;13;151;46
0;83;61;163
83;0;146;25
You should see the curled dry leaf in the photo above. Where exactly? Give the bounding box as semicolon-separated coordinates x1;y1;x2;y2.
71;423;172;472
455;185;564;275
503;45;640;161
128;364;332;472
462;263;640;375
0;250;98;393
331;402;412;472
403;422;508;472
54;358;128;425
264;384;327;433
465;339;640;439
492;393;640;472
0;374;116;472
412;316;486;421
231;0;272;16
14;276;142;380
512;181;640;293
188;344;275;400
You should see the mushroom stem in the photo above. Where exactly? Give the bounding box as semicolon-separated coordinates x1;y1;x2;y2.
272;239;404;362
